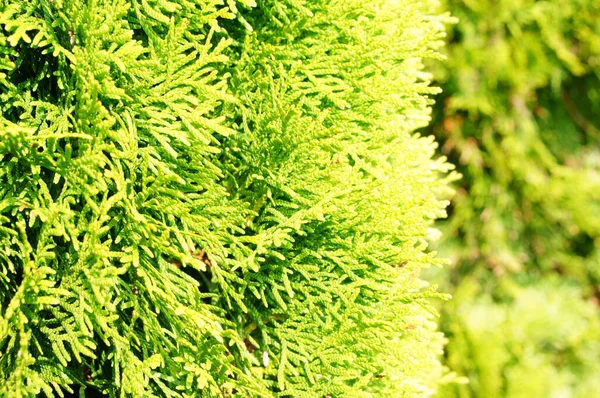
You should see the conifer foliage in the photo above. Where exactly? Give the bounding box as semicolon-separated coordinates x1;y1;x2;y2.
0;0;453;396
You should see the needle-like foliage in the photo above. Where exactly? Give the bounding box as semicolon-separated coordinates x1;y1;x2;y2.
0;0;453;396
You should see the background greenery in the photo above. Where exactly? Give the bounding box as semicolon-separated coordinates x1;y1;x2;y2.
425;0;600;396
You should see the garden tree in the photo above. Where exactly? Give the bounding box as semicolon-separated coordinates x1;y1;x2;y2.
0;0;455;396
424;0;600;396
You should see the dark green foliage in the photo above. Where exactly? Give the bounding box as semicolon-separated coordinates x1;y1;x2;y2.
426;0;600;396
433;0;600;283
0;0;453;396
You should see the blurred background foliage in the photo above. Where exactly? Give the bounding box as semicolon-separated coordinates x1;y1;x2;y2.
424;0;600;396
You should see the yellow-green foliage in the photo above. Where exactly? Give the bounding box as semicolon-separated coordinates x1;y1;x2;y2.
439;279;600;398
0;0;453;396
427;0;600;396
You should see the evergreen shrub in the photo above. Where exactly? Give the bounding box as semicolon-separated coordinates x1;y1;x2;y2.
0;0;453;396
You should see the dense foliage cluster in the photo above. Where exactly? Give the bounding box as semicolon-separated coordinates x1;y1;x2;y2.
0;0;454;396
426;0;600;396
